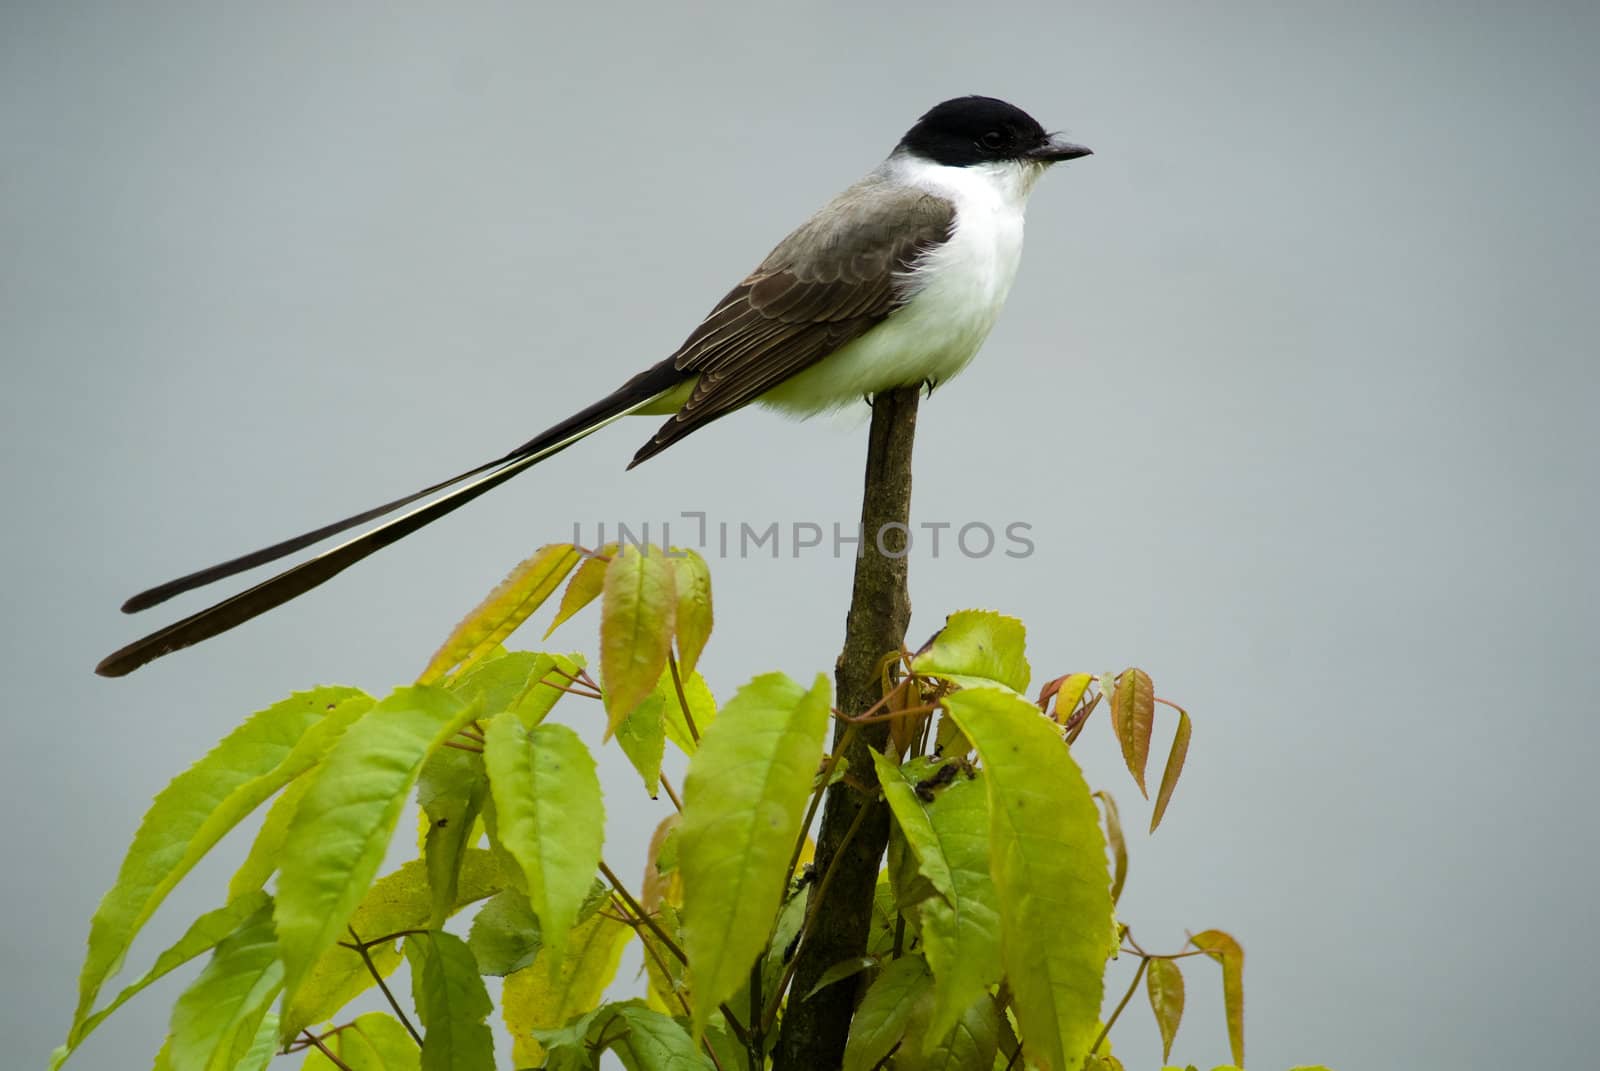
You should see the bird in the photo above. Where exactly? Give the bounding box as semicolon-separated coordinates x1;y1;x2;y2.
97;95;1091;677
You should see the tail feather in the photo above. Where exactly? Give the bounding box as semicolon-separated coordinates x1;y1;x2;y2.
99;361;685;676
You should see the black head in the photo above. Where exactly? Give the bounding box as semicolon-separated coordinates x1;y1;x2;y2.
897;96;1091;168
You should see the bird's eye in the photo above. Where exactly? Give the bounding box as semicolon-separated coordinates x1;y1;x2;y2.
980;130;1005;149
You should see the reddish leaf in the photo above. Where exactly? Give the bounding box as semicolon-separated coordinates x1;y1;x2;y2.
1145;957;1185;1061
1109;668;1154;796
1149;706;1192;833
1190;929;1244;1068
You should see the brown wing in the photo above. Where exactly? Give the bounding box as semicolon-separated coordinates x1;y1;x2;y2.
629;176;954;466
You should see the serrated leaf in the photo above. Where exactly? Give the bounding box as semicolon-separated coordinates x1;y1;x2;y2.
483;716;605;967
898;991;1000;1071
1149;706;1192;832
55;891;271;1066
405;930;495;1071
299;1012;420;1070
1146;957;1185;1061
166;901;282;1071
678;672;832;1037
616;685;667;797
447;650;587;727
942;688;1115;1071
841;954;933;1071
467;888;543;976
601;544;678;734
1095;791;1128;905
68;686;369;1038
584;999;717;1071
280;850;501;1040
419;543;582;683
662;667;717;754
275;686;478;1008
670;549;714;677
1108;668;1155;796
227;773;313;899
231;1011;278;1071
1189;930;1244;1067
416;744;488;926
545;545;615;638
912;610;1030;694
503;908;632;1066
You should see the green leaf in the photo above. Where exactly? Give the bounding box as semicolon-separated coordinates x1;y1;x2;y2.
503;908;633;1067
545;545;614;638
417;744;488;926
841;954;933;1071
1095;790;1128;906
275;686;480;1007
166;900;283;1071
670;549;714;677
679;672;832;1037
1189;929;1245;1068
299;1012;421;1070
601;544;678;733
483;716;605;966
419;543;582;683
804;955;878;1001
1146;957;1185;1062
662;667;717;755
232;1011;279;1071
69;686;368;1036
227;773;313;899
911;610;1030;694
581;1000;717;1071
467;888;543;976
406;930;495;1071
447;649;588;728
898;992;1000;1071
873;752;1003;1048
1109;668;1155;796
616;683;668;797
55;891;270;1066
942;687;1115;1071
280;850;501;1040
1149;705;1192;832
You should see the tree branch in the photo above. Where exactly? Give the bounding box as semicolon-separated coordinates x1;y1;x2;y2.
773;385;919;1071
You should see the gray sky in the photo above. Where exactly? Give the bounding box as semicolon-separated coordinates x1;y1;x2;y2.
4;2;1596;1069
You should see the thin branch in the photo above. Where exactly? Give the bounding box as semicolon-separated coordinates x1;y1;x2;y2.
1090;956;1148;1055
659;772;685;813
303;1031;355;1071
346;926;423;1046
667;652;701;743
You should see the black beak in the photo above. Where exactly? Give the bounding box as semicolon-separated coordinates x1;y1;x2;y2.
1030;135;1093;163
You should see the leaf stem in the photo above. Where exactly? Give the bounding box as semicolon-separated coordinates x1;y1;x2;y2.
1090;955;1148;1055
345;926;423;1047
659;772;684;813
667;652;701;743
302;1030;356;1071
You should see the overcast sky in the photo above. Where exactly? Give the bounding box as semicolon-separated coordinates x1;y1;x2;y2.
4;2;1596;1069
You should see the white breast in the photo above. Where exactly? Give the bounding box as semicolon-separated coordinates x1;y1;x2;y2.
759;155;1043;416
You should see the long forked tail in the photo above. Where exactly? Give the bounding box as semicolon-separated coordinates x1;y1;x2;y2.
96;362;685;677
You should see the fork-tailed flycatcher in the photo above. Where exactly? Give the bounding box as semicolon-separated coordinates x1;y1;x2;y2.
96;95;1091;676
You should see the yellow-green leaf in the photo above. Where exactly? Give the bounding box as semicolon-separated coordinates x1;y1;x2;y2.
227;774;313;899
446;650;587;728
275;686;479;1009
842;954;933;1071
1109;668;1155;797
662;666;717;755
483;717;605;966
898;991;1000;1071
601;544;678;734
54;891;270;1068
1146;957;1185;1062
679;672;832;1037
1149;705;1192;833
166;900;282;1071
467;888;543;977
587;1000;715;1070
68;686;368;1039
503;909;632;1067
912;610;1030;694
544;545;614;638
1095;790;1128;906
616;684;667;797
299;1012;420;1070
419;543;582;684
872;753;1003;1047
280;850;501;1040
405;931;495;1071
1189;930;1244;1067
671;548;714;676
942;688;1115;1071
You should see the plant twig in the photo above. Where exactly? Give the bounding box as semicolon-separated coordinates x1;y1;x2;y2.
667;652;701;743
1090;956;1148;1055
303;1030;356;1071
346;926;423;1046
